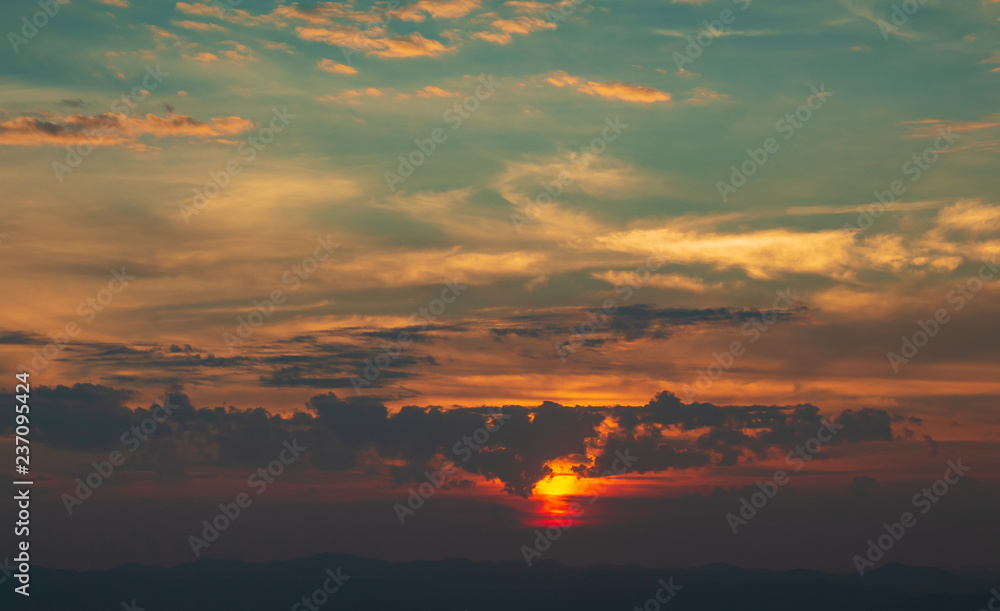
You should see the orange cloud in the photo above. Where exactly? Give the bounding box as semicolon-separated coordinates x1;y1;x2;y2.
297;26;455;59
493;16;558;35
937;200;1000;234
188;51;219;63
475;16;557;44
547;70;671;104
271;3;385;25
317;58;358;74
473;30;513;44
578;81;671;104
372;32;454;58
593;271;723;293
174;1;217;17
215;40;256;62
504;1;549;13
150;25;179;40
594;226;945;281
415;85;460;98
260;40;294;53
0;112;253;148
416;0;482;19
318;88;385;103
175;2;285;27
171;20;226;31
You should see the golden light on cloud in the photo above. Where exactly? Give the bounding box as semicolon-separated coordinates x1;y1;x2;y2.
546;70;671;104
316;58;358;74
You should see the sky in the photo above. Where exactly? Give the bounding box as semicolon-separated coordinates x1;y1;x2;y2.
1;0;999;574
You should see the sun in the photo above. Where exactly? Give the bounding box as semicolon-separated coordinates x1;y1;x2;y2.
534;473;588;498
532;467;595;521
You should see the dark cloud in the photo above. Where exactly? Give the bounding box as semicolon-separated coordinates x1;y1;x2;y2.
16;383;134;451
30;327;445;390
3;385;904;499
0;329;45;344
493;305;805;350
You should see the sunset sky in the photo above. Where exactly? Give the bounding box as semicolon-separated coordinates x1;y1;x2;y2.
1;0;999;574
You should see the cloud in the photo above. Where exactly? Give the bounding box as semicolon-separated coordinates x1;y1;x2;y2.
171;19;226;31
936;200;1000;235
3;385;902;498
901;117;1000;139
684;87;729;105
547;70;671;103
0;111;253;149
372;32;455;58
175;1;285;27
97;0;130;7
316;58;358;74
593;270;723;293
493;15;557;35
273;0;479;25
188;51;219;63
504;0;550;12
272;2;374;25
318;88;385;103
487;305;799;353
414;85;460;98
594;225;951;280
260;40;294;53
416;0;482;19
219;40;257;62
14;384;135;451
296;26;455;58
473;30;513;44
